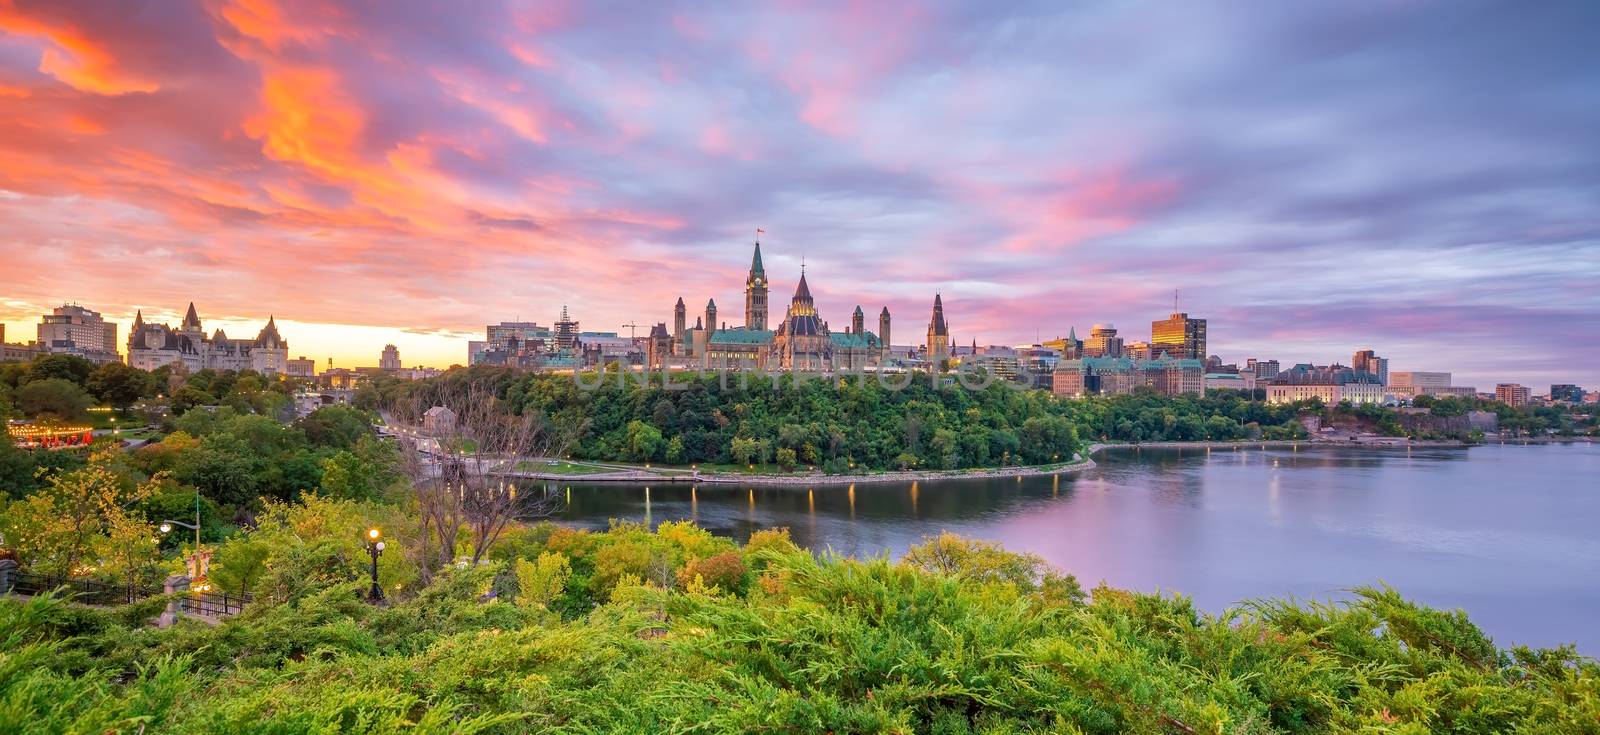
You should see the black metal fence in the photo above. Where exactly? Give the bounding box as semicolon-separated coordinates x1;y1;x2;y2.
180;589;251;617
5;570;251;617
8;570;158;606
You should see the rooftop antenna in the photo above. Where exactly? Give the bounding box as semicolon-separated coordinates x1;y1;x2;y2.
1173;288;1179;313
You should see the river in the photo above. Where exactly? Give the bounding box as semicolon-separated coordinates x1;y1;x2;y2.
552;442;1600;652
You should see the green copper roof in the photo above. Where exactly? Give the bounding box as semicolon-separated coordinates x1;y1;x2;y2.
708;328;774;345
1058;356;1204;372
750;242;764;275
830;331;880;349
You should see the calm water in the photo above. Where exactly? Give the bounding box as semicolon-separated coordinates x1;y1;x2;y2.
553;442;1600;651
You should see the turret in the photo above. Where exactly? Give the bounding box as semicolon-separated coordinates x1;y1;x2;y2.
181;302;201;332
852;305;865;336
705;299;717;336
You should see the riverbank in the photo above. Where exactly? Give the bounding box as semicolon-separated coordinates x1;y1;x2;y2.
503;435;1592;486
507;453;1100;486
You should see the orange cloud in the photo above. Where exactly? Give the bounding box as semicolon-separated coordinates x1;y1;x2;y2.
214;0;335;50
0;6;159;95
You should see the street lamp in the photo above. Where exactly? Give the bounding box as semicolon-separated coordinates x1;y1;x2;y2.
157;491;204;551
365;528;385;602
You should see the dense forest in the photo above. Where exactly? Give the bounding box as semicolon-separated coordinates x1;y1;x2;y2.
365;368;1087;471
3;511;1596;733
360;368;1327;472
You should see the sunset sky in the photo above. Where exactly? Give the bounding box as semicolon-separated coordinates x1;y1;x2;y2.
2;0;1597;388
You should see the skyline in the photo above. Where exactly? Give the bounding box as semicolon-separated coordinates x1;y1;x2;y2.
3;1;1598;387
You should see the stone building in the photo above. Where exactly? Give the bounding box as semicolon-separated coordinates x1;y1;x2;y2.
127;303;288;374
669;240;896;372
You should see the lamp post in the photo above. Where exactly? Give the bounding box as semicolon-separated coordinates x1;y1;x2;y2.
365;528;385;602
159;492;207;586
158;492;204;553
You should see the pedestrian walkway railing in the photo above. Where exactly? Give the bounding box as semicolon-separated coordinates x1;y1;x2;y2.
2;567;251;618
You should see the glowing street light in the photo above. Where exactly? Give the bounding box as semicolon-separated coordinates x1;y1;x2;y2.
365;528;385;602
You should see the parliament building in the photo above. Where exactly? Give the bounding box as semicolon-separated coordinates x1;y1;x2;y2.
647;241;910;372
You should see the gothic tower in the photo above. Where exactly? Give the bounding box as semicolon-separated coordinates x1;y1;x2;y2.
745;240;768;331
705;299;717;337
927;294;949;360
181;302;202;335
879;307;891;358
673;297;686;345
851;305;864;335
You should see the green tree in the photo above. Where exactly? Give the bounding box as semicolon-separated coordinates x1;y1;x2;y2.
623;420;664;462
168;385;215;416
86;362;155;410
514;551;572;609
25;353;94;387
730;437;759;465
14;378;94;420
296;405;372;449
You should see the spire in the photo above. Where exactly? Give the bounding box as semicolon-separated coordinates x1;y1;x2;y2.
853;305;864;316
793;270;812;302
132;309;144;330
750;241;764;276
1068;326;1078;340
675;296;684;307
182;302;200;330
707;298;716;308
928;293;948;337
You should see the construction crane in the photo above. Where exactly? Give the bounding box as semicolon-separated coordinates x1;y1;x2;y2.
622;322;642;340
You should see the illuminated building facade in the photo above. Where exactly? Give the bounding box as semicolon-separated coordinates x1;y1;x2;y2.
1151;312;1207;360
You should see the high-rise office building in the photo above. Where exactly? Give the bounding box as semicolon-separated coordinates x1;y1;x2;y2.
36;304;120;363
1151;312;1206;360
380;344;401;370
1550;384;1584;402
1351;349;1389;385
1246;358;1280;380
1083;324;1123;358
554;305;579;350
1495;383;1530;407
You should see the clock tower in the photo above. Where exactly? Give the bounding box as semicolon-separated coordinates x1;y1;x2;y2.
744;240;768;331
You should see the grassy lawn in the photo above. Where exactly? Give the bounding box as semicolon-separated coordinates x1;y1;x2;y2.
693;462;799;475
515;460;616;475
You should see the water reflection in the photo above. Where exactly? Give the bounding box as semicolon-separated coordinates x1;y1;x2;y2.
555;443;1600;651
